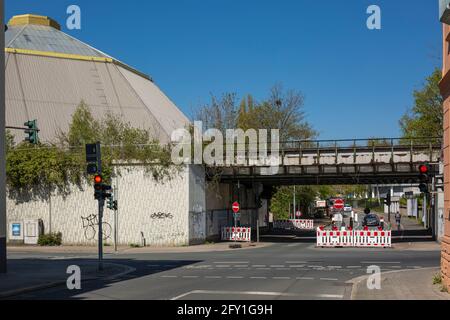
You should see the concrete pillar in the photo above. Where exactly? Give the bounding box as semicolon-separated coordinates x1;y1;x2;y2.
0;0;6;273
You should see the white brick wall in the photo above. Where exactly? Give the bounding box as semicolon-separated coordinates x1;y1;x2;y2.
7;165;206;247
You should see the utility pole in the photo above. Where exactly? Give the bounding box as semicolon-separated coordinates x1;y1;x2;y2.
293;186;296;219
0;0;7;274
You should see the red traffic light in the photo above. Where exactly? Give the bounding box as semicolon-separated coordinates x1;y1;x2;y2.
94;175;103;184
419;165;429;174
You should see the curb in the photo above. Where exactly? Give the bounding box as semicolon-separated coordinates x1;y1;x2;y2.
346;267;444;300
0;262;136;299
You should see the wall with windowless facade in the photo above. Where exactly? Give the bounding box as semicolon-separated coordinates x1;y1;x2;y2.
6;165;207;246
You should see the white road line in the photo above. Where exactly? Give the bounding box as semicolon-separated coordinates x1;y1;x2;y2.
161;275;178;278
214;262;249;264
171;290;344;300
308;265;323;268
328;266;342;269
205;276;222;279
320;278;339;281
216;265;230;268
227;276;244;279
290;265;305;268
273;277;291;280
361;261;401;264
270;265;285;268
250;277;267;279
297;277;314;280
234;265;249;268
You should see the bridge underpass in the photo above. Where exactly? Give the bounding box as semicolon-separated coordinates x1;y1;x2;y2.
206;138;442;243
207;138;442;185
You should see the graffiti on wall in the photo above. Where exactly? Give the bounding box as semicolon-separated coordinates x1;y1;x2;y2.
151;212;174;220
81;214;112;240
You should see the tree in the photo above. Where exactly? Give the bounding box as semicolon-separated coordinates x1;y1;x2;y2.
400;68;443;143
7;101;174;200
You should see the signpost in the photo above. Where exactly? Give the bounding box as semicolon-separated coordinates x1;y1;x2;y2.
333;199;345;210
232;202;240;244
0;0;6;274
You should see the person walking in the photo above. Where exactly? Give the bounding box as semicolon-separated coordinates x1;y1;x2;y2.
395;212;402;231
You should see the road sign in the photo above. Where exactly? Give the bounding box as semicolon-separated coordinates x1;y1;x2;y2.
333;199;344;210
232;202;240;214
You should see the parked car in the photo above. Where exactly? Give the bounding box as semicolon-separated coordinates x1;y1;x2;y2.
362;214;381;227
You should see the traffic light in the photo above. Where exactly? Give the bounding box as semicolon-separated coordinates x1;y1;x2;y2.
86;143;101;175
384;193;391;206
94;175;103;200
107;196;118;211
418;164;430;194
24;120;39;145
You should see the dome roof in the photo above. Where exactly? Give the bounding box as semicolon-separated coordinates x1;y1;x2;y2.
5;14;189;144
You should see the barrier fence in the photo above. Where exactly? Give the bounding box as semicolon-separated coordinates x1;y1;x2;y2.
221;227;252;242
273;219;315;230
316;229;391;248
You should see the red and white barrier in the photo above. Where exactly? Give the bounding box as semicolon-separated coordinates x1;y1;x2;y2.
274;219;314;230
221;227;252;242
316;228;391;248
316;230;354;247
353;230;391;248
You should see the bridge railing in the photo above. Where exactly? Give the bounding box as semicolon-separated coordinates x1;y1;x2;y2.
279;137;442;152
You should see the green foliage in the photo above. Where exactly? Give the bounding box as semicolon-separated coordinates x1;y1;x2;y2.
38;232;62;246
400;68;443;143
6;101;176;199
433;273;442;285
270;186;317;220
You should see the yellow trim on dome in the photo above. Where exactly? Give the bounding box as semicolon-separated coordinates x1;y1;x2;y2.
8;14;61;30
5;48;112;63
5;48;152;81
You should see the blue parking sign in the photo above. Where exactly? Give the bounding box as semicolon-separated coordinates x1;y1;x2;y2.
12;223;21;237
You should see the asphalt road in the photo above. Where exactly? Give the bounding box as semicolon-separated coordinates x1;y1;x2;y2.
7;242;441;300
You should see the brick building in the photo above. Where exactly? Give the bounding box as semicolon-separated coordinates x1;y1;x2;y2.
439;1;450;292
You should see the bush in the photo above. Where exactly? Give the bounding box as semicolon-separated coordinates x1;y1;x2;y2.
38;233;62;246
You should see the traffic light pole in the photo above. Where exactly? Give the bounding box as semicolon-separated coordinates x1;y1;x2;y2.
98;199;104;271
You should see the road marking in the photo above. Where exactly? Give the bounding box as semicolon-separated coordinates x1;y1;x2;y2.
361;261;401;264
161;275;178;278
171;290;344;300
273;277;291;280
205;276;222;279
216;265;230;268
227;276;244;279
252;265;267;268
234;265;249;268
320;278;339;281
250;277;267;279
308;265;323;268
289;265;305;268
257;268;271;270
328;266;342;269
214;262;249;264
297;277;314;280
270;265;285;268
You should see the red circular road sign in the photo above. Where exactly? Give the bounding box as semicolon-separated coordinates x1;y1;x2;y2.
232;202;240;214
333;199;344;210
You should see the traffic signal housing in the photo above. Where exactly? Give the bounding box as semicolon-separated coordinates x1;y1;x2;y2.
384;193;391;207
24;120;39;145
418;164;431;194
86;143;101;175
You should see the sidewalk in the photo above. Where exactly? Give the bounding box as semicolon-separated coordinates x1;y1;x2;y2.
7;242;272;255
0;259;134;299
349;267;450;300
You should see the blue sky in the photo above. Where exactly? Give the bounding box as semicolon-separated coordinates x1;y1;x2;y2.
5;0;442;140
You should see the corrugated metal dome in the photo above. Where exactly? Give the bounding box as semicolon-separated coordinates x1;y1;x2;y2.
5;14;190;144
